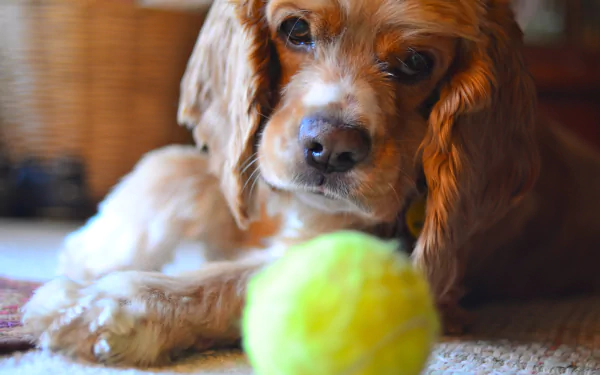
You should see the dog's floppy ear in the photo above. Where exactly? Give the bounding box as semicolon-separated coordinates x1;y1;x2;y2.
178;0;279;229
414;1;540;299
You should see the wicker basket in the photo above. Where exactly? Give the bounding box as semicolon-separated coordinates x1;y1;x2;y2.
0;0;209;202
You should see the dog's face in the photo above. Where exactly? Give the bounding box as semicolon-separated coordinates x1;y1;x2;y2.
181;0;539;292
258;0;460;221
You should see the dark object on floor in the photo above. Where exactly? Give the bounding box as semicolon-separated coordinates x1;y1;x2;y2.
8;156;93;220
40;156;93;220
0;147;11;217
8;158;49;218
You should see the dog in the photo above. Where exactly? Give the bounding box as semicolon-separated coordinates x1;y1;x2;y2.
22;0;600;366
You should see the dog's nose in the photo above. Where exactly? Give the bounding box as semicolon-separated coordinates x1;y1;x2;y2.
299;116;371;174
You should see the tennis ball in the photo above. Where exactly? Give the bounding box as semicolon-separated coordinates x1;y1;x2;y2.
242;230;439;375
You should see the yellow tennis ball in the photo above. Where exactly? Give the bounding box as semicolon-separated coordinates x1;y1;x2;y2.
242;230;439;375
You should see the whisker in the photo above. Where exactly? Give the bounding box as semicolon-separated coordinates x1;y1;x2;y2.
399;170;415;183
388;183;402;206
360;180;388;198
258;112;272;121
381;165;413;182
239;152;258;171
249;172;262;199
362;182;378;195
240;155;260;175
284;10;310;48
285;17;303;48
242;167;262;195
350;191;372;214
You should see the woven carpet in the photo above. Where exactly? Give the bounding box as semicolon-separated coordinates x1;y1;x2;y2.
0;277;38;354
1;277;600;374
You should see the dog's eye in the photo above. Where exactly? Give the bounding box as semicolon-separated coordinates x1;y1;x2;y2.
279;17;313;47
390;51;434;83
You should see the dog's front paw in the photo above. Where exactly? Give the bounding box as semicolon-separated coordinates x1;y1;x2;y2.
22;272;186;366
439;303;475;335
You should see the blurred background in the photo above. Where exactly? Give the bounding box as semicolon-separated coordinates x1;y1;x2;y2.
0;0;598;223
0;0;208;222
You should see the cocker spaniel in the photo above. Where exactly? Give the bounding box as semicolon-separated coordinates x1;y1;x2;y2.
22;0;600;366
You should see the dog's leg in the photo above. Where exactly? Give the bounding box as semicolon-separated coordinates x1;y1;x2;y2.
23;254;267;366
57;145;242;281
412;244;473;335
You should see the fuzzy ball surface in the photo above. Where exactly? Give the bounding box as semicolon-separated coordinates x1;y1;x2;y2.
242;230;439;375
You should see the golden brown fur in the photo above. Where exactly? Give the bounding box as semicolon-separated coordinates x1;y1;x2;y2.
22;0;600;365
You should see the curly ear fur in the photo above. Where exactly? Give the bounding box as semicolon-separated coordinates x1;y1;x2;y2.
414;0;540;299
178;0;278;229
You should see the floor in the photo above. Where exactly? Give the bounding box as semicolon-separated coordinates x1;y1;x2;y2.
0;219;206;282
2;220;600;374
0;219;255;375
